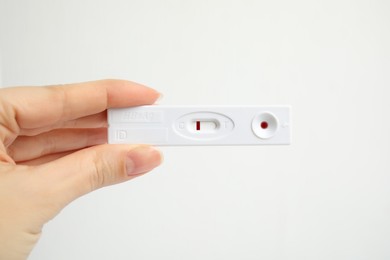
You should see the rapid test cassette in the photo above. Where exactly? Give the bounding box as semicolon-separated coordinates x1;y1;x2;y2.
108;106;291;146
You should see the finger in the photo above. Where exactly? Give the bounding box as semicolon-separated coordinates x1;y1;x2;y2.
34;144;163;208
19;112;108;136
62;111;107;128
8;128;107;162
1;79;160;131
17;150;75;166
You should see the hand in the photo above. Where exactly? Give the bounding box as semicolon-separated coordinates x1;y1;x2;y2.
0;79;163;259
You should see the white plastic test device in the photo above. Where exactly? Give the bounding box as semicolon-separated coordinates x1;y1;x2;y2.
108;106;290;146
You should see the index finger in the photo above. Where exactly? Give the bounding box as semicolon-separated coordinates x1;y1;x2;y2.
1;79;160;129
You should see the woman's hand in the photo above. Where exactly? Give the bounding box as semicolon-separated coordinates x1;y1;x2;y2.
0;79;163;259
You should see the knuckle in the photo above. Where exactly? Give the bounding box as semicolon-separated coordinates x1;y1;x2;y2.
88;149;121;191
89;150;105;191
49;85;68;122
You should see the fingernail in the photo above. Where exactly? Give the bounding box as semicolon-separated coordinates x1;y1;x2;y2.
155;93;164;103
126;146;163;176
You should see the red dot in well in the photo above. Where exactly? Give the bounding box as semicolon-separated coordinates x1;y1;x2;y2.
260;121;268;129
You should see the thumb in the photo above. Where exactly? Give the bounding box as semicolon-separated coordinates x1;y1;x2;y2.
36;144;163;209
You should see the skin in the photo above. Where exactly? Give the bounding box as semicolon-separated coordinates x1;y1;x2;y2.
0;79;163;259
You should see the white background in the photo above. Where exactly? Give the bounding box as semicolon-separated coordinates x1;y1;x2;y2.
1;0;390;259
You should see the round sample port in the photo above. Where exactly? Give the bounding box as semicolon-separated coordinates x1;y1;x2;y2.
252;112;278;139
